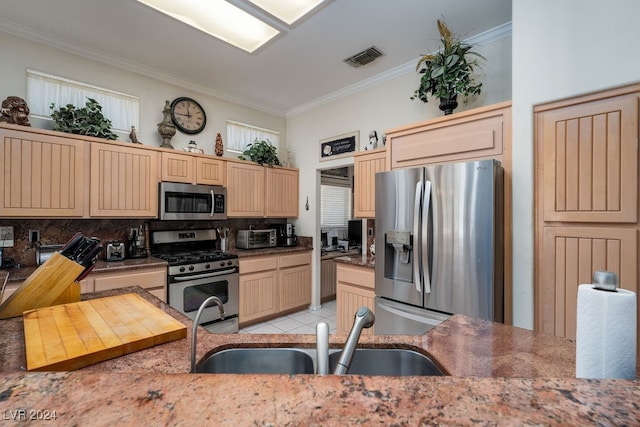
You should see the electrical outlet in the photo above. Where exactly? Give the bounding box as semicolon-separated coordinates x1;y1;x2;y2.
368;228;373;237
0;226;15;248
29;229;40;245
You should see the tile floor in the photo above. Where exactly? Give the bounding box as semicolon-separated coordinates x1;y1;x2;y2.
239;300;336;334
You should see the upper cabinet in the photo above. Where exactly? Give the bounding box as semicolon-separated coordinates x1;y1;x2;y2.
90;142;159;217
161;152;225;186
226;159;299;218
353;148;387;218
0;126;87;217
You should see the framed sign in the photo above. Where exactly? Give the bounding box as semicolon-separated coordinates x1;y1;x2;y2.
320;131;359;161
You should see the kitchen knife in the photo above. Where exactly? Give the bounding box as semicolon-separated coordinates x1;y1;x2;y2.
73;238;100;263
75;264;96;283
60;232;84;258
78;243;103;267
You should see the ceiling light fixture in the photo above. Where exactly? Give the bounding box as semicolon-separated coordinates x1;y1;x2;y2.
135;0;279;53
246;0;328;26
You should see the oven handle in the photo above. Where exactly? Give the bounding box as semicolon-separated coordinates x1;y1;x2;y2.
173;268;237;281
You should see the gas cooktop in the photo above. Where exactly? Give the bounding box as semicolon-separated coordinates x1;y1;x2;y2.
154;250;237;266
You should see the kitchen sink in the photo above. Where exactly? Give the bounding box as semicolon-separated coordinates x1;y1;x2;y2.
195;348;315;374
328;348;445;376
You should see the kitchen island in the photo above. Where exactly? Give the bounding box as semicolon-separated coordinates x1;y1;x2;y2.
0;287;638;425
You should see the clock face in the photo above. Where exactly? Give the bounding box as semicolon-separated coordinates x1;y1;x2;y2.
170;97;207;134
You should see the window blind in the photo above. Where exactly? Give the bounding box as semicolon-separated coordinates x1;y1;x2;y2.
226;120;279;153
320;184;352;228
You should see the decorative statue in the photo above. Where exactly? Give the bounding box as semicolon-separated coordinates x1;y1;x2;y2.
365;130;378;150
215;132;223;156
129;126;140;143
0;96;31;126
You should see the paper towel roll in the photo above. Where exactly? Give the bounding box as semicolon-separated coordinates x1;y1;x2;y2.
576;284;637;379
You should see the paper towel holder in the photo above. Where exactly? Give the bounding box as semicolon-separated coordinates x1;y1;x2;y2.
592;271;618;292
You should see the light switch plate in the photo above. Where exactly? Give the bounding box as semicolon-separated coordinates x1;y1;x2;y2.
0;226;15;247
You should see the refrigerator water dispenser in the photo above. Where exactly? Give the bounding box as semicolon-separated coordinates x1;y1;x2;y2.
383;230;413;282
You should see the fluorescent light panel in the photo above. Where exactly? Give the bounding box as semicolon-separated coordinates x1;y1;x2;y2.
247;0;327;25
136;0;279;53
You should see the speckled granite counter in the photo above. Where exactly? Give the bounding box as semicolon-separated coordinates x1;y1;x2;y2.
232;243;313;258
1;287;638;425
333;253;375;268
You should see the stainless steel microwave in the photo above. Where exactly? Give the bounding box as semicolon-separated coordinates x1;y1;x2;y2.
236;229;277;249
159;182;226;220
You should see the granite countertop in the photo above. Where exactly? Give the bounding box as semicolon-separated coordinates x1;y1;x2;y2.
0;287;638;425
333;253;375;268
232;244;313;258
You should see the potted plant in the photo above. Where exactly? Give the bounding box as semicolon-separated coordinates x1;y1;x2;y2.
50;97;118;140
238;138;281;166
411;19;484;115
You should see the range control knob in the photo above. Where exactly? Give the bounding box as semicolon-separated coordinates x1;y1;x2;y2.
179;266;186;273
188;265;195;271
227;261;233;266
205;263;211;269
219;261;225;267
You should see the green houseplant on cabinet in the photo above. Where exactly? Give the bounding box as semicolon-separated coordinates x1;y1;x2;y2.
238;138;281;166
50;97;118;140
411;19;484;115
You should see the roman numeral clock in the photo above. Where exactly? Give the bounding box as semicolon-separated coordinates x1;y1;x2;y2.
170;97;207;134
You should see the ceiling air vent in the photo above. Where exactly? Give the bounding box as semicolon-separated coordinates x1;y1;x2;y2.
343;46;384;68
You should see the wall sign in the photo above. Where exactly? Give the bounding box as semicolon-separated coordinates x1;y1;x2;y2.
319;131;359;161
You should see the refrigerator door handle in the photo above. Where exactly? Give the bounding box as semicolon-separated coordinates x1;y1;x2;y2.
422;180;432;294
413;181;422;293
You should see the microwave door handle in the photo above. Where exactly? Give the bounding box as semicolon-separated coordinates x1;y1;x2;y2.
210;190;215;217
422;180;432;294
413;181;422;293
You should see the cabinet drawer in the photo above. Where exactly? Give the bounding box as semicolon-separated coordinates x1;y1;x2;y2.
279;251;311;268
239;255;278;274
93;268;166;291
336;263;374;290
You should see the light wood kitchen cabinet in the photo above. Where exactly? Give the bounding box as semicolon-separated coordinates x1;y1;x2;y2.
90;142;159;217
278;252;311;311
161;152;225;186
385;101;513;324
353;148;387;218
0;125;87;217
86;265;167;302
239;250;311;326
239;255;279;324
321;258;337;301
534;84;640;349
336;263;375;335
265;167;299;217
226;159;299;218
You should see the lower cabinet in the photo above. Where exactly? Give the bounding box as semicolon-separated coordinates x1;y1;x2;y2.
239;251;311;326
336;263;375;335
81;265;167;302
320;258;337;301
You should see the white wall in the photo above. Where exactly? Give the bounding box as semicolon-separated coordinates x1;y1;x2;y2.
0;32;286;154
288;36;512;308
511;0;640;329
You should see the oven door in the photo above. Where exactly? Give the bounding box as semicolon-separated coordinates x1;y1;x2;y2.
159;182;227;220
168;268;239;325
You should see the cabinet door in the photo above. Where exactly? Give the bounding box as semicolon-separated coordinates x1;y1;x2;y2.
336;283;375;335
321;259;337;300
226;161;264;217
90;143;158;217
354;149;387;218
279;264;311;312
265;167;299;217
161;152;194;184
196;157;225;185
239;270;278;323
0;129;86;217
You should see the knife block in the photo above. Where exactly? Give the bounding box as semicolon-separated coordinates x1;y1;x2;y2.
0;252;84;319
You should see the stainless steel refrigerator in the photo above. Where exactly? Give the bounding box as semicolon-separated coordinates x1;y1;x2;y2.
374;159;503;335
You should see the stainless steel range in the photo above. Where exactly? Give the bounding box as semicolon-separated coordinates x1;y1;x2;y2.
151;229;239;333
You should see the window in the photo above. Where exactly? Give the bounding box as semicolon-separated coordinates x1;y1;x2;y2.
226;120;279;153
26;69;139;133
320;184;352;229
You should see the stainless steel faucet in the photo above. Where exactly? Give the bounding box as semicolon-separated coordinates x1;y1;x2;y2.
333;306;375;375
315;321;329;375
191;296;225;373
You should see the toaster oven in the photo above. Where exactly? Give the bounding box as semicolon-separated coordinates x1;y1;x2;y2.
236;229;277;249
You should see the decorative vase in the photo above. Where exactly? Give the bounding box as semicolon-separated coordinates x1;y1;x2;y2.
157;100;176;149
438;96;458;115
215;132;223;156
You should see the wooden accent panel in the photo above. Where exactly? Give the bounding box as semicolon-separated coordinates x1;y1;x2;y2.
239;255;278;274
226;161;264;217
539;227;637;339
279;251;311;269
353;148;387;218
541;95;638;223
0;128;86;217
196;157;225;185
239;270;278;323
265;167;299;218
161;152;194;184
336;263;375;335
90;143;158;217
321;259;337;300
279;264;311;311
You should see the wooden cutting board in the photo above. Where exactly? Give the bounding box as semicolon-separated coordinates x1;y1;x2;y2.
23;293;187;371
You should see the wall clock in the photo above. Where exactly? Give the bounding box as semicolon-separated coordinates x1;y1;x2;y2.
170;97;207;134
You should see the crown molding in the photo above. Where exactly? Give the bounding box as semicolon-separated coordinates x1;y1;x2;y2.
286;21;512;118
